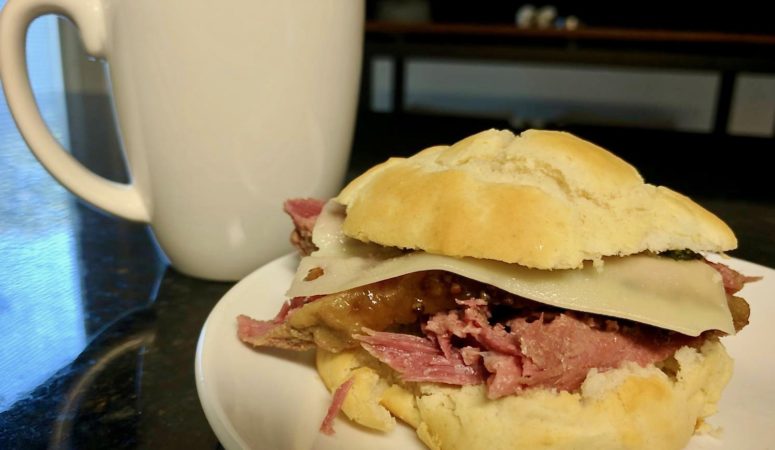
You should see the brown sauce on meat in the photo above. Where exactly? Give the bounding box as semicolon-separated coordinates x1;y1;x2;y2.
286;271;484;352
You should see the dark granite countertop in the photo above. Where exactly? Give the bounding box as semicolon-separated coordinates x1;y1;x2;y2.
1;106;774;449
0;195;226;448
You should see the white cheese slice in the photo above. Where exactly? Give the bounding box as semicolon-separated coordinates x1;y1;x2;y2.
287;202;734;336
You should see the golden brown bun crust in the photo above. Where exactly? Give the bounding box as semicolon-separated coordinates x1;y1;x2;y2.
337;129;737;269
317;339;733;450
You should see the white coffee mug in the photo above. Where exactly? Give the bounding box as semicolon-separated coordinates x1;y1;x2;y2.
0;0;363;280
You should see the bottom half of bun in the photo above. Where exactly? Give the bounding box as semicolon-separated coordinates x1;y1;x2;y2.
316;338;733;450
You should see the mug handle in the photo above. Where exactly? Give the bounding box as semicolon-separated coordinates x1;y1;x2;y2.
0;0;150;222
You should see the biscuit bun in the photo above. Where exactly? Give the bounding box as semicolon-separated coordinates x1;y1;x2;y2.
310;129;741;449
337;129;736;269
316;339;733;450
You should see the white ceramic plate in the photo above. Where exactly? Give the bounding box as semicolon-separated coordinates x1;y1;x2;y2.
195;254;775;450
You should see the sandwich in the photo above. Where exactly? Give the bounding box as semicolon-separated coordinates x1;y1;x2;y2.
237;129;757;449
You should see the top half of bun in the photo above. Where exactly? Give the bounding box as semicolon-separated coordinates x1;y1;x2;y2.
337;129;736;269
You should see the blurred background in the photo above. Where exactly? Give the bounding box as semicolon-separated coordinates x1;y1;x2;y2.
2;0;773;206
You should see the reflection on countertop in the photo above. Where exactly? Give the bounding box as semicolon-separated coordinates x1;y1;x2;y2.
0;196;225;448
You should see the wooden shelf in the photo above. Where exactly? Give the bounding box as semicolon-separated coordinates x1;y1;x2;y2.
366;21;775;46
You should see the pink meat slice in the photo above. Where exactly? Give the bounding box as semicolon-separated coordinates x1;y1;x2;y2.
237;296;320;350
705;260;762;294
357;329;485;385
320;377;354;435
283;198;325;230
283;198;325;255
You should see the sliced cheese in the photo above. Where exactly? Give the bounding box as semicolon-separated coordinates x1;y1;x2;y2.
286;201;734;336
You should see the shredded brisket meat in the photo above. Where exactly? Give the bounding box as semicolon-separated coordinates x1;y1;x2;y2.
357;300;695;398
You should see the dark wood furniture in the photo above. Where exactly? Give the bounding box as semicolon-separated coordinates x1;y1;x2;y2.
362;21;775;135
